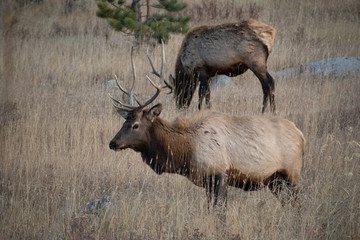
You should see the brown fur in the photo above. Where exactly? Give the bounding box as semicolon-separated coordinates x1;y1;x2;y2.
109;104;305;207
170;18;276;113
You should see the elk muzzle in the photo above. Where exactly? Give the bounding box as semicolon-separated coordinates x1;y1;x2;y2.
109;140;117;150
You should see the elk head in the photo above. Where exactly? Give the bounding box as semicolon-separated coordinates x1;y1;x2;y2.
109;42;164;153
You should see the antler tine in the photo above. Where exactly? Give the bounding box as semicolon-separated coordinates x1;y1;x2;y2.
163;80;173;94
146;40;164;86
109;46;139;111
146;49;160;78
108;93;138;111
159;40;164;86
138;41;165;108
111;73;138;110
113;74;128;98
137;75;161;107
115;46;136;104
129;46;136;101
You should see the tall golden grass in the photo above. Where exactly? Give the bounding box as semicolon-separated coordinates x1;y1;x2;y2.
1;0;359;239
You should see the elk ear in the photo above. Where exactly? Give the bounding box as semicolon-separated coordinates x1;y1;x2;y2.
147;103;162;121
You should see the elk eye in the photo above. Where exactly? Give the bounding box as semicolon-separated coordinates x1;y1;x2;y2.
133;124;139;130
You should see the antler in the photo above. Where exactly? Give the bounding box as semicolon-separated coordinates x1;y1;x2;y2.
146;43;172;94
110;41;165;111
109;46;138;111
163;79;173;94
138;40;164;108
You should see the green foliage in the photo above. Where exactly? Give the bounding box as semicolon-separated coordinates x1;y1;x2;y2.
96;0;190;45
154;0;187;12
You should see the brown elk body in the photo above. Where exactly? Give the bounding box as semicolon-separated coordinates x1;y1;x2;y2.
109;44;305;207
110;106;305;206
170;19;276;113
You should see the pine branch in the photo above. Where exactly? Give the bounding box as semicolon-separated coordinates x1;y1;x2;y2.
96;0;190;45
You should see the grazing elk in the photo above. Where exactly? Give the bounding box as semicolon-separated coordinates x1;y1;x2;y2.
168;18;276;113
109;43;305;208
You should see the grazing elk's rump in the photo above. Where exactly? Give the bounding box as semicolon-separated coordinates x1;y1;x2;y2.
109;43;305;208
170;19;276;113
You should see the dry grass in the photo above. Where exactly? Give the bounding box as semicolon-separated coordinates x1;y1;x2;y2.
1;0;359;239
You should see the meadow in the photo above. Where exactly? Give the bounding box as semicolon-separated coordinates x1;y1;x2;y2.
1;0;359;239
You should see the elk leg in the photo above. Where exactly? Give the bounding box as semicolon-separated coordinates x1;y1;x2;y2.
204;176;213;210
204;175;227;207
213;175;228;224
198;74;210;110
205;87;211;109
266;72;276;113
268;173;297;206
261;86;270;114
213;175;228;208
260;72;276;114
249;66;276;114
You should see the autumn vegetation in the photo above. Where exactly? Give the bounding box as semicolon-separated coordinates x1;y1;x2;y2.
1;0;359;239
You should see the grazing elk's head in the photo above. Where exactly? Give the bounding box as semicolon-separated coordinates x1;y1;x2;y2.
108;43;164;153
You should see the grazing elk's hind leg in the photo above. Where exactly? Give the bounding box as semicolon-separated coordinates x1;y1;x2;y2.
247;44;276;114
266;72;276;113
249;65;276;114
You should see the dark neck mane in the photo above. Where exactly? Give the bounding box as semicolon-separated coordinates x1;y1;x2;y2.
141;117;194;175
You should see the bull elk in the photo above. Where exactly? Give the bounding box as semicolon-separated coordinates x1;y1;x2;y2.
109;43;305;208
168;19;276;113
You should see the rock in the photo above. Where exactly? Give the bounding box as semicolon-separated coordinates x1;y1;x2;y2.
274;56;360;79
210;75;235;89
83;195;111;215
104;79;117;90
